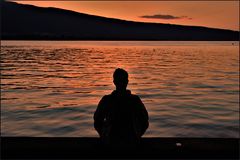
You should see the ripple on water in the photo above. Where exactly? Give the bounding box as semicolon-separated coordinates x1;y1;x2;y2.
1;42;239;137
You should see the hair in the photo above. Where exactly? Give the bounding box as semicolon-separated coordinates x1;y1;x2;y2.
113;68;128;81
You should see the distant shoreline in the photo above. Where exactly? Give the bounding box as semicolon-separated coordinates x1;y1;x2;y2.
1;39;238;41
2;1;239;41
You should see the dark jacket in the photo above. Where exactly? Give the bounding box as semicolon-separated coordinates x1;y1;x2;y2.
94;90;149;144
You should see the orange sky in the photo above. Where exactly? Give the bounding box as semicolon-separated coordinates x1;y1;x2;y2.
12;1;239;31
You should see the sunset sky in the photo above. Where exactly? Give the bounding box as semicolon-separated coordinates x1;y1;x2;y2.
11;1;239;31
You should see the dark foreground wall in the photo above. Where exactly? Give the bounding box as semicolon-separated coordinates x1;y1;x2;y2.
1;137;239;159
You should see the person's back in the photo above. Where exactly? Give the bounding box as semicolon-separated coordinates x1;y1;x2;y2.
94;68;149;146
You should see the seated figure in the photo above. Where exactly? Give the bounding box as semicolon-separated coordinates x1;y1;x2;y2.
94;68;149;146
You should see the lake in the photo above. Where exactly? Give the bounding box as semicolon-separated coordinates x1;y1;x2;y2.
1;41;239;137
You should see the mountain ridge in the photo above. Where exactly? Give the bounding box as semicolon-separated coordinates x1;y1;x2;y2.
11;1;236;31
2;1;239;40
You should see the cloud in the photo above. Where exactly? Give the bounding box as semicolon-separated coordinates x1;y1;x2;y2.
140;14;192;20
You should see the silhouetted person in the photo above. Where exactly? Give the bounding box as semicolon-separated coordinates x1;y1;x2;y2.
94;68;149;146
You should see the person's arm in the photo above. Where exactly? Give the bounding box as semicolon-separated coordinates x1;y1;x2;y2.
94;96;107;137
136;96;149;136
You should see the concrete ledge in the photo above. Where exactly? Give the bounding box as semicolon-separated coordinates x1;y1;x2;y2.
1;137;239;159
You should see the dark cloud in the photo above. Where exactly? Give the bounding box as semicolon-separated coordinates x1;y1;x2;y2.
140;14;192;20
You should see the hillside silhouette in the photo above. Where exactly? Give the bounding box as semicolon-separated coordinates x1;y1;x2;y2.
1;1;239;40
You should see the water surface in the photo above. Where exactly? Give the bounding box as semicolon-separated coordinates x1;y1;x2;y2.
1;41;239;137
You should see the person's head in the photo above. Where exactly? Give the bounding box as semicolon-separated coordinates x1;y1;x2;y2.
113;68;128;91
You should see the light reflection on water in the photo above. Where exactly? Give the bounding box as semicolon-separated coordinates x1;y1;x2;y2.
1;41;239;137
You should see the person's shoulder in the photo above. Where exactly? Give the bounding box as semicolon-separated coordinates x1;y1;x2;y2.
98;95;112;106
130;94;141;100
101;93;116;101
130;93;138;97
101;94;111;100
